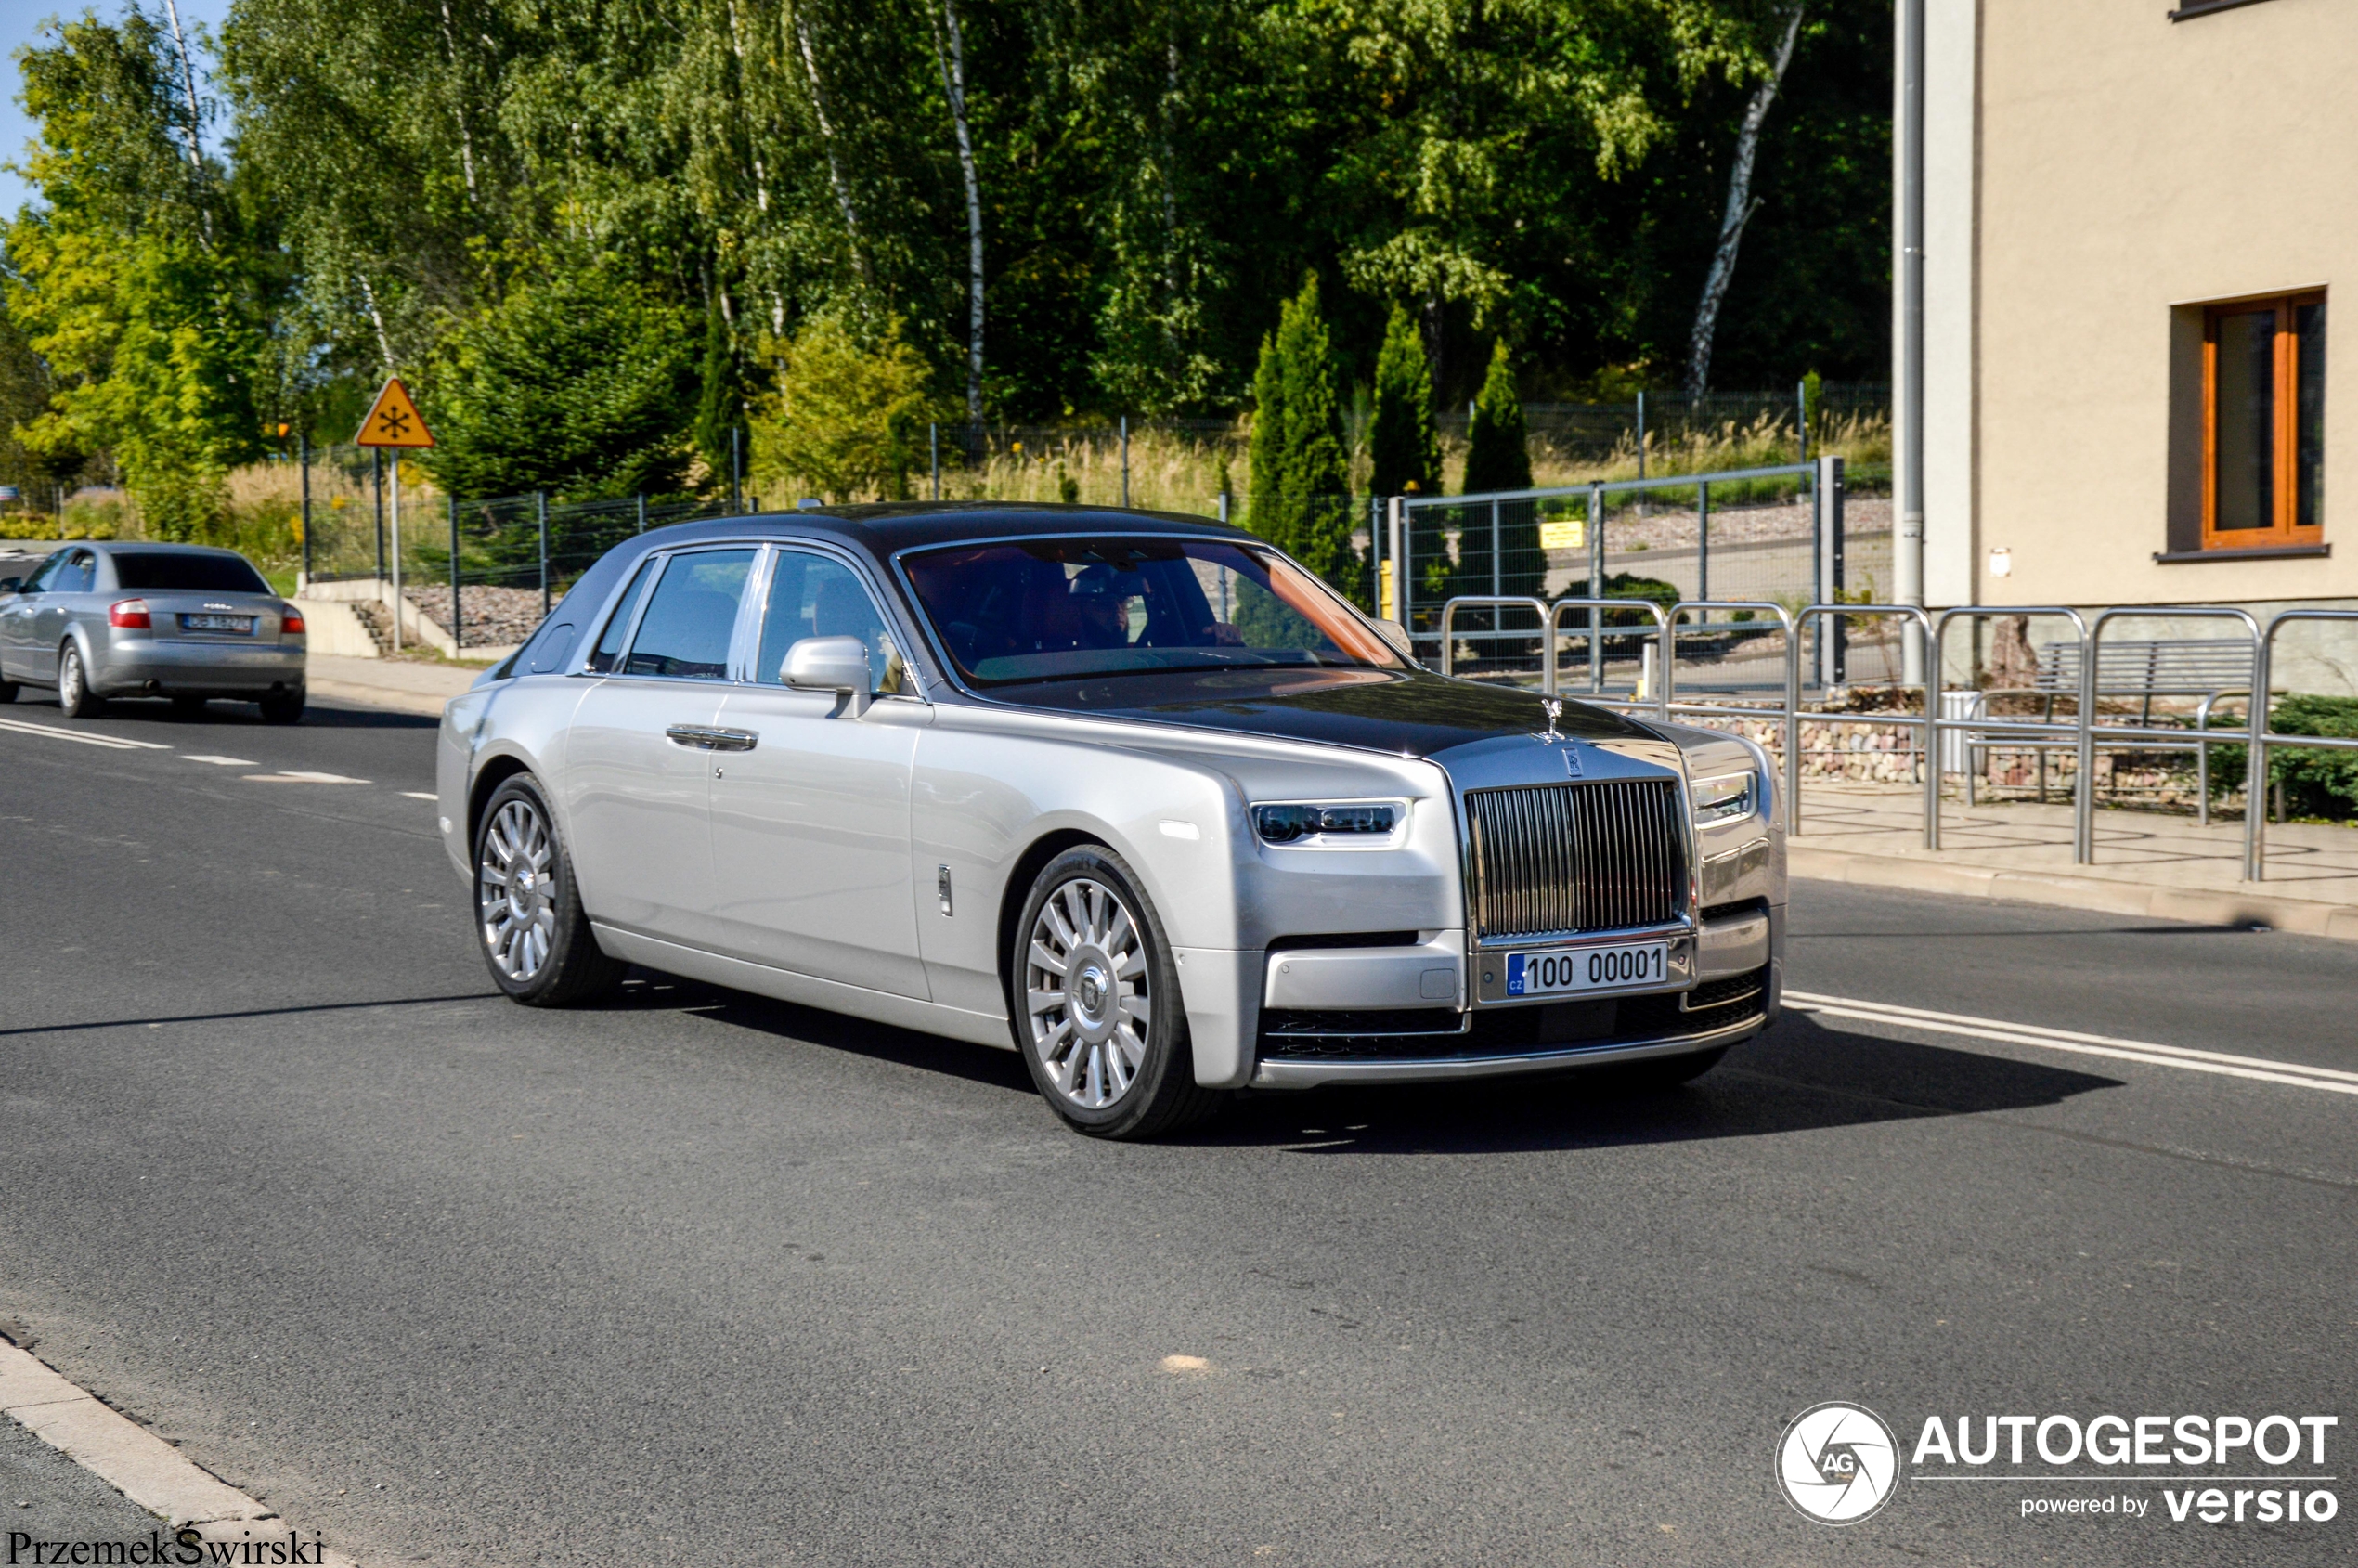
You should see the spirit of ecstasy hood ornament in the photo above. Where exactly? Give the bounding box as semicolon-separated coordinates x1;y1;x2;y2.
1535;697;1564;745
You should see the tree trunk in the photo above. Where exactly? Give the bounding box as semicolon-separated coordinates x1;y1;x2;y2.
1685;5;1805;398
934;0;985;424
793;10;868;285
159;0;205;171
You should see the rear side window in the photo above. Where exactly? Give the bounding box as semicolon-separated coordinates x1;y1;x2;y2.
586;559;654;674
623;550;756;680
110;552;268;593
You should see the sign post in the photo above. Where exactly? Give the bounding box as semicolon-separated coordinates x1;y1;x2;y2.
355;378;434;654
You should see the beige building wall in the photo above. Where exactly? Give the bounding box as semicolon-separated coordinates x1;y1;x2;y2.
1945;0;2357;612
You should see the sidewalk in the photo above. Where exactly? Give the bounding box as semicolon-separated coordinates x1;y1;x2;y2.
305;652;484;717
1791;784;2358;940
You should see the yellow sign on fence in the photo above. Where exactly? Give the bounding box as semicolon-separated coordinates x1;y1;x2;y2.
1539;518;1586;551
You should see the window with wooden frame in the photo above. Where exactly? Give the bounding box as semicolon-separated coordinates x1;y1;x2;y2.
2203;292;2325;551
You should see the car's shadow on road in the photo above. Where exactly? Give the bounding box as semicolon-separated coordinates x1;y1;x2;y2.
1180;1014;2121;1155
615;976;2119;1155
2;693;439;730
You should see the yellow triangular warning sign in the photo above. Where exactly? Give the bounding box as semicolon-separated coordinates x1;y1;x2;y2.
354;377;434;448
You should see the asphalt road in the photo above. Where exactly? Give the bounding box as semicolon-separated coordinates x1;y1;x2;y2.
1;692;2352;1566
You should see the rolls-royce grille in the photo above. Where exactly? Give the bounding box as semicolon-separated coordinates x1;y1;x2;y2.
1463;779;1686;940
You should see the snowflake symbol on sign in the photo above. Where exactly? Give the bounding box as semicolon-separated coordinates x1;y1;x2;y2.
375;407;414;440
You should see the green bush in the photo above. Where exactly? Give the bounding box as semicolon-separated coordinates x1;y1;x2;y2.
2207;695;2358;819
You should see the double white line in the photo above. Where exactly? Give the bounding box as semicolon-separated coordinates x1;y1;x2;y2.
0;715;171;750
1787;991;2358;1097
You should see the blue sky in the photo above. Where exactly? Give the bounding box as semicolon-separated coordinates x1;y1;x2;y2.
0;0;232;216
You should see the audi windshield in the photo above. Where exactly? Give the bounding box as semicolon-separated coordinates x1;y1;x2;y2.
900;537;1404;688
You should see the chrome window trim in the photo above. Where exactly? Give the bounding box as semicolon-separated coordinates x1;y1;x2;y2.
884;527;1398;706
589;542;766;687
747;539;933;702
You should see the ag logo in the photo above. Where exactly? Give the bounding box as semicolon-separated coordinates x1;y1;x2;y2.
1777;1402;1899;1524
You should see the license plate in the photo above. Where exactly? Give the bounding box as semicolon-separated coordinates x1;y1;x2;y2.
1506;941;1669;997
182;614;253;633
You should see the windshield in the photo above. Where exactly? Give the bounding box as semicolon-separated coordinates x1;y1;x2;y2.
110;551;270;593
900;537;1404;687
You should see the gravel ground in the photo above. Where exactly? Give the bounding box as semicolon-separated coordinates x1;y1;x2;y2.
403;583;545;649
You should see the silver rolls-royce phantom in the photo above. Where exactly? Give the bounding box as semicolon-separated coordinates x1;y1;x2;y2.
436;505;1783;1138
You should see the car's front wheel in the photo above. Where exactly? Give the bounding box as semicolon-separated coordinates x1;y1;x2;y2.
1014;845;1220;1139
57;642;103;718
474;774;623;1006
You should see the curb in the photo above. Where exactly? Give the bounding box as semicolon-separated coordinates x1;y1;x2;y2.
0;1338;358;1564
1789;843;2358;942
304;680;452;718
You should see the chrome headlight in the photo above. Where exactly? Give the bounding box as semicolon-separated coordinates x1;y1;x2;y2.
1250;799;1406;847
1691;770;1757;828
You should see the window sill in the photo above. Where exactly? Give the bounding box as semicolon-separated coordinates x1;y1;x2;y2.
2153;543;2329;564
2171;0;2278;19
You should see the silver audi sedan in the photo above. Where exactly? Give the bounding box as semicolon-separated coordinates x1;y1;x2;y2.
0;542;307;721
437;506;1784;1138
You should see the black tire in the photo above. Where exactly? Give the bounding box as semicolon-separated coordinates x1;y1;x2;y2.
473;773;624;1006
57;641;104;718
257;691;305;725
0;677;17;704
1614;1045;1729;1092
171;695;209;719
1011;844;1222;1139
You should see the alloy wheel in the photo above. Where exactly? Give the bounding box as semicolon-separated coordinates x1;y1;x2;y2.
1025;876;1153;1108
478;797;559;983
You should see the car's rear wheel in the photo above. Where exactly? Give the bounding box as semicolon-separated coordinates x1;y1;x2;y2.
57;643;103;718
1014;845;1220;1139
257;691;304;725
0;676;17;704
474;774;623;1006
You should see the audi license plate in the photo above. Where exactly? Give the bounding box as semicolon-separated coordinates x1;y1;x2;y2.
1505;941;1669;998
181;613;253;633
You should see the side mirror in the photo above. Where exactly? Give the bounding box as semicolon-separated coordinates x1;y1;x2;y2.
0;577;22;593
1370;616;1416;662
782;634;875;717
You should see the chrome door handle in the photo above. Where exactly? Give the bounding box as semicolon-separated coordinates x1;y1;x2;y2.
667;724;758;752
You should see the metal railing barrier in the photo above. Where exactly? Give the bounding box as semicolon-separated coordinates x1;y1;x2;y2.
2082;607;2262;867
2251;609;2358;881
1926;608;2090;853
1790;604;1933;840
1545;597;1672;719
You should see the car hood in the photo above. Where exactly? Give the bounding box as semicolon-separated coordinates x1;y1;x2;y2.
979;666;1659;760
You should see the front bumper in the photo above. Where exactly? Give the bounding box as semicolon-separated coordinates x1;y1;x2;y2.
1244;901;1782;1089
97;637;306;697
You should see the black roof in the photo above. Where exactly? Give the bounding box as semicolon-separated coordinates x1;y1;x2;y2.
639;501;1253;559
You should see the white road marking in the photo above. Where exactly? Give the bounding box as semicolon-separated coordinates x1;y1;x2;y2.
0;717;171;750
240;771;370;784
401;791;437;800
1787;990;2358;1097
183;754;258;766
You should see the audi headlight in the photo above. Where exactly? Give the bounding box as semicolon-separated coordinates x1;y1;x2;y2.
1250;800;1405;847
1691;771;1757;827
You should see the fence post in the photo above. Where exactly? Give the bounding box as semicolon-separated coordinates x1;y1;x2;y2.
388;455;403;654
1795;378;1809;465
1368;495;1381;612
1636;392;1648;517
731;426;743;513
1217;490;1229;525
1489;498;1501;598
449;493;461;653
2248;622;2274;881
930;423;940;501
537;490;550;620
1120;416;1131;508
635;494;646;534
1697;480;1711;606
1587;483;1604;692
298;434;312;592
372;448;385;586
1816;456;1846;685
